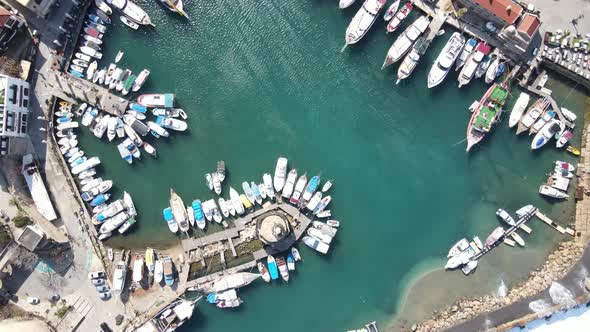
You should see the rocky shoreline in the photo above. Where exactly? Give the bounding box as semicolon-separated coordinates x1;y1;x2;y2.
410;241;586;332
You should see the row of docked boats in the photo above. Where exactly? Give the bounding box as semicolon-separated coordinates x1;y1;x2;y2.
136;297;201;332
189;272;260;309
163;158;336;234
538;161;576;200
54;101;139;241
446;205;537;275
509;94;578;151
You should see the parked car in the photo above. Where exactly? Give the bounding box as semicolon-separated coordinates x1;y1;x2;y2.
91;278;105;286
48;294;60;302
88;271;105;279
485;21;499;33
96;285;109;293
99;292;111;300
27;297;40;305
100;322;113;332
0;210;9;222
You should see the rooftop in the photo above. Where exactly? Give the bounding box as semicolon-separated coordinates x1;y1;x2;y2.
16;225;45;252
517;13;541;37
471;0;523;25
0;7;11;27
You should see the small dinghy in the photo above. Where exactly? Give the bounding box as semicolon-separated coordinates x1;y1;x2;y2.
115;50;124;63
155;116;187;131
287;252;295;271
147;121;170;138
383;0;400;21
276;256;289;282
187;206;195;227
152;108;188;119
205;173;213;191
120;16;139;30
316;210;331;218
257;261;271;282
291;247;302;261
321;179;333;193
326;219;340;228
142;142;157;157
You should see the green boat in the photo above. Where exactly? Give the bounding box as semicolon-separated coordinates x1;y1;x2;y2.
466;83;509;152
122;75;136;96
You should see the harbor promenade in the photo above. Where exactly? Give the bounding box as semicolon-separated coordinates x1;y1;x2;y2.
575;123;590;243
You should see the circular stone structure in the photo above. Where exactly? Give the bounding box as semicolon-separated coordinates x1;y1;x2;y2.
257;213;291;245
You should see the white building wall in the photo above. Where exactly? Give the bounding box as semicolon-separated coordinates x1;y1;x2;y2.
0;74;30;138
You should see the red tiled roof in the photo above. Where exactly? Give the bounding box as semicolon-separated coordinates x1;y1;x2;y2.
517;13;541;37
472;0;523;25
0;7;11;27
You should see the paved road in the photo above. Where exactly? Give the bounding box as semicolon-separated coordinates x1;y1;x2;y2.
446;244;590;331
0;1;131;330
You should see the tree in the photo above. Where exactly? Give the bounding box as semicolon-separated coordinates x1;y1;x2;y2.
12;215;31;228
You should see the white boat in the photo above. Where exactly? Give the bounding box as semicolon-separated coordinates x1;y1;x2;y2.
516;98;550;135
457;42;491;88
122;138;140;159
170;189;190;232
80;46;103;59
93;114;110;138
152;108;188;119
57;121;79;131
198;272;260;293
455;38;477;70
302;236;329;254
142;142;157;157
396;38;426;84
263;173;275;200
187;206;195;227
242;182;255;205
382;0;400;21
511;232;525;247
112;261;127;293
106;115;118;142
276;257;289;282
305;192;323;211
257;262;270;282
307;228;333;244
427;32;465;88
516;205;536;219
99;211;129;234
556;160;575;172
126;110;146;121
484;57;501;84
539;185;568;199
339;0;356;9
531;119;563;150
124;124;143;146
561;107;577;123
345;0;387;45
321;179;333;193
496;208;516;227
508;93;530;128
382;15;429;68
156;116;187;131
109;0;153;25
21;155;58;222
229;187;245;215
556;130;573;148
154;260;163;283
75;52;92;62
120;15;139;30
104;64;115;86
530;110;555;135
312;221;337;237
259;182;267;200
147;121;170;138
386;1;413;34
137;93;174;107
72;157;101;175
73;59;88;68
313;195;331;214
205;173;213;191
462;260;478;275
81;177;103;192
95;0;112;15
218;198;230;218
290;173;307;204
210;199;223;223
116;119;125;138
326;219;340;228
108;68;122;90
132;69;150;92
447;238;469;258
86;60;98;80
132;256;144;284
202;199;213;221
213;173;222;195
115;50;124;63
281;169;298;199
273;157;288;192
291;247;302;261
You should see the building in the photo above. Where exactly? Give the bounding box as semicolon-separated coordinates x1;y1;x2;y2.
498;12;542;55
456;0;524;27
16;0;55;18
0;74;29;140
16;225;45;252
0;6;24;52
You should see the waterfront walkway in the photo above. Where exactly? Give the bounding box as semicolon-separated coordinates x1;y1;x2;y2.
575;123;590;243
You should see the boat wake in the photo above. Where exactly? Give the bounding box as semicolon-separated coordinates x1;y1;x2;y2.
548;282;576;307
450;138;467;148
340;44;348;53
497;278;508;297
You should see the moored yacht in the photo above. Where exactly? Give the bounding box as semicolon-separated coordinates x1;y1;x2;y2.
396;36;427;84
457;42;491;88
516;97;550;135
386;1;413;33
531;119;563;150
427;32;465;88
345;0;387;45
508;92;530;128
382;15;430;68
455;38;477;70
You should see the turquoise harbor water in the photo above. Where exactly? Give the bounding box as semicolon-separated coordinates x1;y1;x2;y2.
75;1;589;330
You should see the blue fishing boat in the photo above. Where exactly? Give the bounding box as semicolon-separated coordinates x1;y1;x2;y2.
69;69;84;78
70;156;87;167
130;102;147;113
301;175;320;202
191;200;206;230
287;252;295;271
250;182;263;205
163;207;179;233
163;256;174;286
87;14;107;25
90;193;110;206
81;191;94;202
267;255;279;280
